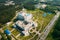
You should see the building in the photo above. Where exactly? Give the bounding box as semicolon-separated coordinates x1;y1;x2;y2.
13;23;24;31
41;4;47;9
16;11;32;21
4;0;15;6
24;13;33;22
13;11;38;36
16;13;25;21
35;3;47;9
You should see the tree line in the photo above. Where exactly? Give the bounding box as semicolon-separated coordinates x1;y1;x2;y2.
51;16;60;40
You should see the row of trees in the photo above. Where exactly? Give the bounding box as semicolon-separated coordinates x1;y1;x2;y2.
51;16;60;40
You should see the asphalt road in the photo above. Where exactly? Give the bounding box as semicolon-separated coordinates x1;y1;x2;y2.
38;12;60;40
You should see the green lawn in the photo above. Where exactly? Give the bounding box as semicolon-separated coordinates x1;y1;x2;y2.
3;25;13;31
27;9;55;32
11;29;20;36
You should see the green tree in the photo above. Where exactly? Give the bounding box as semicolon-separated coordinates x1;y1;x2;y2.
7;35;12;40
52;17;60;40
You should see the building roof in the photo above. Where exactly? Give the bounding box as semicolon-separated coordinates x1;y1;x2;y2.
15;24;24;31
4;29;11;35
17;13;24;21
13;11;38;36
15;21;23;28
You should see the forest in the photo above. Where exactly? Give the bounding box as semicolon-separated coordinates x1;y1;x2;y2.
0;4;23;26
51;16;60;40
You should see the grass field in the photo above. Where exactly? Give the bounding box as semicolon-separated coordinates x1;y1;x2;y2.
27;9;55;32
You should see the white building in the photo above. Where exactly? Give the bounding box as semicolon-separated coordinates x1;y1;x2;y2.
35;3;47;9
41;4;47;9
4;0;15;6
13;11;38;36
14;20;37;36
24;13;33;21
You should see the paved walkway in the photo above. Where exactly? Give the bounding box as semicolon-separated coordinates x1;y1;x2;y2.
11;29;15;32
16;34;20;38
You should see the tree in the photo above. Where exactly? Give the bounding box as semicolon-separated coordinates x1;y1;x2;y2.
1;33;8;40
52;17;60;40
7;35;12;40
